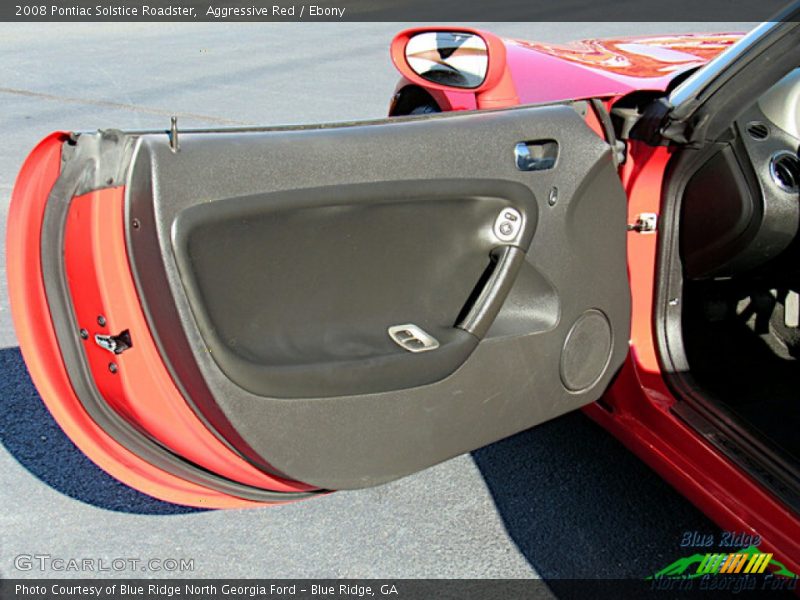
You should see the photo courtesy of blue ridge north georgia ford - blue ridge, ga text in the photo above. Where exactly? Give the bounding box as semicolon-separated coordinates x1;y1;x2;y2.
14;583;399;597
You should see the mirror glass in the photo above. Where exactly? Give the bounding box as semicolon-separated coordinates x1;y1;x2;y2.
405;32;488;89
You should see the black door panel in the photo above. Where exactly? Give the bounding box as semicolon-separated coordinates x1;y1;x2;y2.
172;179;537;398
127;104;630;489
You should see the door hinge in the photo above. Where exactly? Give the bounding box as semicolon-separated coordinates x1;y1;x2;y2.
627;213;658;234
589;98;627;167
94;330;132;355
627;97;684;146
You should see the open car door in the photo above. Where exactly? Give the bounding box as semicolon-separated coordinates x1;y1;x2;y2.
9;104;630;507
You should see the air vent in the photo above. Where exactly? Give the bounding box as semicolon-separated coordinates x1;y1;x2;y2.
770;152;800;194
746;121;769;140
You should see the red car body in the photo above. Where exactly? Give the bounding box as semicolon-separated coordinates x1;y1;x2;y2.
7;28;800;572
430;31;800;575
394;32;742;110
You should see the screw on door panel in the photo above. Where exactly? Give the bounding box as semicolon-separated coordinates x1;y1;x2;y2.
548;186;558;207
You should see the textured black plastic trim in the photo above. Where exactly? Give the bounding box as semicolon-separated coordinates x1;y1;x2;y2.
127;104;631;490
171;179;536;398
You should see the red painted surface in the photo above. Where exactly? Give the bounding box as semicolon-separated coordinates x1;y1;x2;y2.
64;188;316;494
7;135;312;508
514;34;740;87
392;30;741;107
390;27;519;108
585;140;800;574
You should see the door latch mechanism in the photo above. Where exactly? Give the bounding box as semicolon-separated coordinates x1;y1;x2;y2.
627;212;658;234
94;330;132;355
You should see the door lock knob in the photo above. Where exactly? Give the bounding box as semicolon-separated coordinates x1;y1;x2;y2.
493;208;523;243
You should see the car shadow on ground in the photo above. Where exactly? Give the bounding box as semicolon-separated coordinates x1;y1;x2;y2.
0;346;203;514
1;341;717;574
471;410;716;580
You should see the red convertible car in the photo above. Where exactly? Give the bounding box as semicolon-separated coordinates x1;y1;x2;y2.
7;14;800;574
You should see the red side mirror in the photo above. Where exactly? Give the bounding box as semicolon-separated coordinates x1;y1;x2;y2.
391;27;518;109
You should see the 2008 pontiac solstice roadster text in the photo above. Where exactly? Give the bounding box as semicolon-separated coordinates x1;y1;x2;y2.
14;4;347;18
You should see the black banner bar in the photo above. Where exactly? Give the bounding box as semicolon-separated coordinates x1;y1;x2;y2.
3;0;799;22
2;578;799;600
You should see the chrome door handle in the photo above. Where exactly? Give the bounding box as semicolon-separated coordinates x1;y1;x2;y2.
514;141;557;171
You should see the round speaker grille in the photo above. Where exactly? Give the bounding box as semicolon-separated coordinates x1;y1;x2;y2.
560;309;613;393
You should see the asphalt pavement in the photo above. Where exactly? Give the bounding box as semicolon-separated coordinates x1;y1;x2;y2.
0;22;750;581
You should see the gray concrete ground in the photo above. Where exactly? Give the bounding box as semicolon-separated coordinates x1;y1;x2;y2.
0;22;749;581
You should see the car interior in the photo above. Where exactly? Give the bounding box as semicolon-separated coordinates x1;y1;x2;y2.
672;67;800;492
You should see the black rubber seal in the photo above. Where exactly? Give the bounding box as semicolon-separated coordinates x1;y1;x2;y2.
39;135;321;504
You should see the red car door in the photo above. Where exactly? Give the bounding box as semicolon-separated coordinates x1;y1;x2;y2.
8;103;630;507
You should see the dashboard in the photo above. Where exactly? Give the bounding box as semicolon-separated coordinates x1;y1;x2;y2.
681;68;800;280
